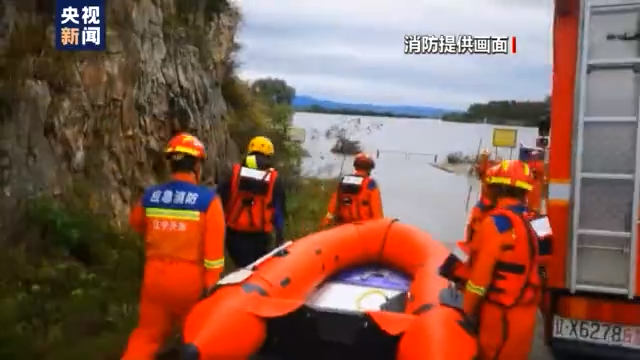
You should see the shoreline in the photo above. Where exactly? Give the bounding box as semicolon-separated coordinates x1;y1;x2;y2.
429;162;474;176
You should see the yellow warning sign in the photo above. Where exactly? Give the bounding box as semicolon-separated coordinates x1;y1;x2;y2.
492;128;518;148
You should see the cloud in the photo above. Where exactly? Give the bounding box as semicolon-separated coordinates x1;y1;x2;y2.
233;0;553;109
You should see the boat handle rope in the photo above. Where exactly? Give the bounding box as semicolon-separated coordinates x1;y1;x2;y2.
355;289;390;310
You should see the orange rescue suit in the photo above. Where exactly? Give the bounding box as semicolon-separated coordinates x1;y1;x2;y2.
225;163;278;232
122;173;225;360
323;171;383;225
440;207;553;292
442;198;495;285
466;198;494;245
463;199;542;360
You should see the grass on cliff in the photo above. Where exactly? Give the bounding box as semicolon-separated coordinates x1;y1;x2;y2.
0;178;335;360
285;178;336;239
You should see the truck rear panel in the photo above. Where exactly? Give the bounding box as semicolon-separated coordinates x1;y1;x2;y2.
567;0;640;298
546;0;640;357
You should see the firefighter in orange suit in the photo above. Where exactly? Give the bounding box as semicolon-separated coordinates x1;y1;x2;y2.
321;152;383;226
217;136;286;267
121;133;226;360
442;164;501;286
440;164;552;294
462;160;542;360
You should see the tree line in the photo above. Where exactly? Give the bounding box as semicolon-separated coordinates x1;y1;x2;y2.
297;104;426;119
441;96;550;127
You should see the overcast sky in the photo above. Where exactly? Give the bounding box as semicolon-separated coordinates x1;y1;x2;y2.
234;0;553;110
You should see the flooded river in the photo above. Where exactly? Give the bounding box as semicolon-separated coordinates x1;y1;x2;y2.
294;112;538;242
294;112;553;359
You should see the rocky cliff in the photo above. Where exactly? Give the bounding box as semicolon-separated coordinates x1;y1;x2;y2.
0;0;241;236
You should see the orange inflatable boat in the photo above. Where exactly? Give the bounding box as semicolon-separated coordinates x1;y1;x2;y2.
182;218;478;360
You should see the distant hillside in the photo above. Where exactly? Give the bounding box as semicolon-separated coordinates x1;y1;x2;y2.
292;95;452;118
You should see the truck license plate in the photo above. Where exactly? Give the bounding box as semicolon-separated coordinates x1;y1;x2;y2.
553;316;640;349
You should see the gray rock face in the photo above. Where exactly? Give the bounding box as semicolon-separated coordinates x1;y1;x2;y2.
0;0;241;235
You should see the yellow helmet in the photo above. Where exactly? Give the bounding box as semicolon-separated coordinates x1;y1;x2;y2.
247;136;274;156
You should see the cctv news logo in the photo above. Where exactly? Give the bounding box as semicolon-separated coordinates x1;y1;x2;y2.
404;35;517;55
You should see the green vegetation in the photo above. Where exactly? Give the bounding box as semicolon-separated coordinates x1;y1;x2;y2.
297;104;428;119
285;178;337;239
441;96;550;127
0;191;142;360
252;78;296;106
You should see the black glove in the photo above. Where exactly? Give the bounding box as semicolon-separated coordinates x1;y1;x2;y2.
438;286;463;309
458;313;479;335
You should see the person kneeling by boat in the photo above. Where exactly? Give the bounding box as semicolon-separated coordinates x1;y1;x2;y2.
460;160;543;360
321;152;383;227
218;136;286;267
121;133;226;360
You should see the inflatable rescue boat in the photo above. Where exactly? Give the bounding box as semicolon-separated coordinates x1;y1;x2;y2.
182;218;479;360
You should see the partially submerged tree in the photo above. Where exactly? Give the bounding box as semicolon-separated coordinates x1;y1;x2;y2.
446;151;477;164
324;117;382;175
326;117;381;155
330;137;361;155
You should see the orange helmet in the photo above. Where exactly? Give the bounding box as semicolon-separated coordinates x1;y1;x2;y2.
486;160;532;191
353;152;375;170
482;163;500;182
165;133;206;159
